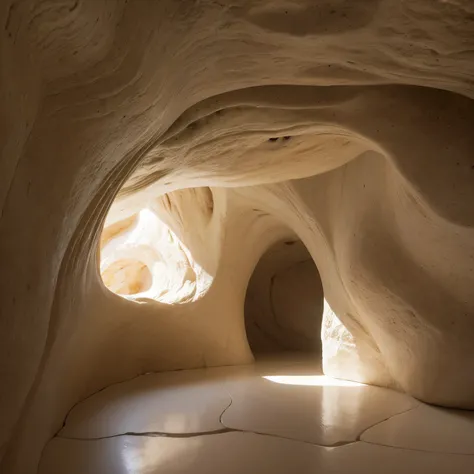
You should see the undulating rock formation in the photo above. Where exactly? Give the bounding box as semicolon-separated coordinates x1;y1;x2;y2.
1;0;474;473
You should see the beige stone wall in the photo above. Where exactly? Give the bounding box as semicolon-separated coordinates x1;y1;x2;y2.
1;1;474;472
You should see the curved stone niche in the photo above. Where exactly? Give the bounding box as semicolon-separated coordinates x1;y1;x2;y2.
245;239;324;359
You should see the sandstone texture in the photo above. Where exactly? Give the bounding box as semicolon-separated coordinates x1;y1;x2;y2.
1;1;474;473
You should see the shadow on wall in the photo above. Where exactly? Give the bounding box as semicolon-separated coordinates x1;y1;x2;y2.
244;239;324;362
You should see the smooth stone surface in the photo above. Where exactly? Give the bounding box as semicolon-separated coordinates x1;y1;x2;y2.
222;371;418;445
60;361;418;446
39;432;474;474
362;404;474;454
59;360;319;439
60;369;231;438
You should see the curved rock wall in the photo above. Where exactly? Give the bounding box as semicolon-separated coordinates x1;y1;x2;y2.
1;1;474;473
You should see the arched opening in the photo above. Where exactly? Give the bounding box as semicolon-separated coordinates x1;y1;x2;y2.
99;187;218;304
244;238;324;365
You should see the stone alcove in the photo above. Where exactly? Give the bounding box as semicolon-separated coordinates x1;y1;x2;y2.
245;239;324;363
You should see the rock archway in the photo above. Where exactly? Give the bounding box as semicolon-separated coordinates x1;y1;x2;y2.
1;1;474;473
245;239;324;359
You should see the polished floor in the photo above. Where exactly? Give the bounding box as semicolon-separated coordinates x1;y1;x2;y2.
39;358;474;473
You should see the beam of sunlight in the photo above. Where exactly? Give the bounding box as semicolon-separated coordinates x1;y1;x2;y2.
263;375;364;387
100;206;212;304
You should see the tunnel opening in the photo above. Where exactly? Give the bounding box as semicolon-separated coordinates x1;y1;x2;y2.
244;238;324;366
99;187;217;304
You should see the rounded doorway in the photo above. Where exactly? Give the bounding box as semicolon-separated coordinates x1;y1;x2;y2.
244;239;324;364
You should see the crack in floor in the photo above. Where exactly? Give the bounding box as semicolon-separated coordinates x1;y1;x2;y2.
216;394;356;447
56;377;474;457
219;396;233;426
54;427;474;457
361;439;474;456
59;428;233;441
58;397;423;451
356;403;420;442
58;427;357;447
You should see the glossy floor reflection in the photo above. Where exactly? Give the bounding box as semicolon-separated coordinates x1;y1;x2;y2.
39;359;474;473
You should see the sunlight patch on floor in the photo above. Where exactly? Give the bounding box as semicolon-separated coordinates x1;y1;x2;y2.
263;374;364;387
